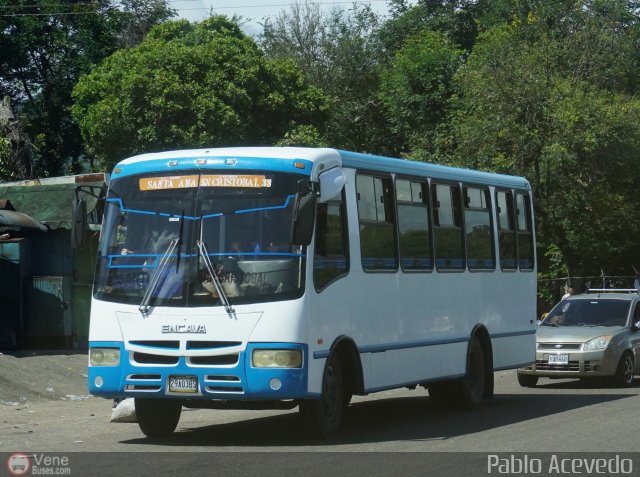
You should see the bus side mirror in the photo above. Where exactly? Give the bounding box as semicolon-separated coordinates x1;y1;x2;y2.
318;167;346;203
71;197;87;249
291;181;317;246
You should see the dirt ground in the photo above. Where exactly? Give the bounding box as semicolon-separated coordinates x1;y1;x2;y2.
0;351;90;405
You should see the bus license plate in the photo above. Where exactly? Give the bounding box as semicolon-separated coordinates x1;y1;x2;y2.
548;354;569;365
168;375;198;393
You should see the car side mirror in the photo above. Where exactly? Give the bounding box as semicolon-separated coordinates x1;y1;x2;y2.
632;320;640;331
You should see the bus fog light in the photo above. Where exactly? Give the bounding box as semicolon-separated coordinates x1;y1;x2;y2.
252;349;302;368
269;378;282;390
94;376;104;388
90;348;120;366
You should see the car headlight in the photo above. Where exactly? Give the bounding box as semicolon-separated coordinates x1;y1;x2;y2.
89;348;120;366
252;349;302;368
583;335;612;351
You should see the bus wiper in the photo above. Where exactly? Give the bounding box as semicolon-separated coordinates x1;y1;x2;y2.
196;217;234;316
197;240;235;315
175;209;185;273
139;238;179;315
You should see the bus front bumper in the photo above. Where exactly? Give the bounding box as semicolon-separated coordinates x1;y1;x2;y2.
88;341;314;400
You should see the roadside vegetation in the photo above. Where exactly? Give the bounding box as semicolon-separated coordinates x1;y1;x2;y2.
2;0;640;300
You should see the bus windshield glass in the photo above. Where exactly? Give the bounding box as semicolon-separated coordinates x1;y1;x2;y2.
94;170;305;307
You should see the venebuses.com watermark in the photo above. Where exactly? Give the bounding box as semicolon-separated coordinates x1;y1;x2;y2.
488;454;633;475
6;453;71;476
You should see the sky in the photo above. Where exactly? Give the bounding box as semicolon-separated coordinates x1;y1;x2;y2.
168;0;404;35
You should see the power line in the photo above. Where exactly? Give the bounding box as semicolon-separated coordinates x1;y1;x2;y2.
0;0;390;18
190;1;388;10
0;3;92;8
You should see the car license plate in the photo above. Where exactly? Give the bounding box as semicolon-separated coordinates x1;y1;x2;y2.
168;375;198;393
548;354;569;365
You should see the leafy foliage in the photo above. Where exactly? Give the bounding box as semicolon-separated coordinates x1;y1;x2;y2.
0;0;175;178
72;16;328;170
441;1;640;275
261;2;391;153
379;29;463;158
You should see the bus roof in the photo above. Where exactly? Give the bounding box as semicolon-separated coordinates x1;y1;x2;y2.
338;150;530;190
114;147;530;190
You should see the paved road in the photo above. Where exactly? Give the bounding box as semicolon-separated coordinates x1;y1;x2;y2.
2;370;639;453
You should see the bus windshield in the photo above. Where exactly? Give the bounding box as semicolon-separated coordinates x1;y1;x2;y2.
94;170;306;307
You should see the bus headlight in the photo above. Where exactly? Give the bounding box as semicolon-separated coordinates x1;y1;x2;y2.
252;349;302;368
90;348;120;366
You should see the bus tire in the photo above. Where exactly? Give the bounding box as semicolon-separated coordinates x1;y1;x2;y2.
299;354;344;438
135;398;182;437
459;336;486;410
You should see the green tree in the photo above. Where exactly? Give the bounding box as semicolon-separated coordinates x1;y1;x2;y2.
442;1;640;276
379;29;463;158
72;16;328;171
261;1;391;153
0;0;175;178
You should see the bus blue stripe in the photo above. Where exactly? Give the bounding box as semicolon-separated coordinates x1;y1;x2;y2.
491;329;536;338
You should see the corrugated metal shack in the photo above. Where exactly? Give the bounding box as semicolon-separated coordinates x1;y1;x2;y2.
0;174;106;350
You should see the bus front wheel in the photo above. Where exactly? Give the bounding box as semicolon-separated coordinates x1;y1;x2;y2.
299;354;344;438
135;398;182;437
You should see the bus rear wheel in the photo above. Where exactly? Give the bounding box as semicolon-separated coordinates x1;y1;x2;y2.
299;354;344;438
458;337;486;410
135;398;182;437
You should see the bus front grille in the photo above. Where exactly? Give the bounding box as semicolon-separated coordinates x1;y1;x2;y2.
186;341;242;350
132;352;179;365
125;384;162;392
203;375;243;394
188;354;239;366
129;340;180;349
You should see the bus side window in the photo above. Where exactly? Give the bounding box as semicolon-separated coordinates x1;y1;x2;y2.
464;186;495;270
314;193;349;290
496;190;517;270
515;192;535;270
356;173;397;271
396;178;432;271
432;182;464;270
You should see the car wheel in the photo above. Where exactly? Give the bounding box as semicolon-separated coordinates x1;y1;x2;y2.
517;373;539;387
613;352;634;388
135;398;182;437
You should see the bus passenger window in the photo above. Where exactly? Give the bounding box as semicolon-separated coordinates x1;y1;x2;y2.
356;174;397;271
432;183;464;270
396;178;432;271
516;192;535;270
496;190;517;270
464;186;495;270
314;194;349;290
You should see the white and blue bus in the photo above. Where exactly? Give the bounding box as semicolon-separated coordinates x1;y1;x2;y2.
87;147;536;437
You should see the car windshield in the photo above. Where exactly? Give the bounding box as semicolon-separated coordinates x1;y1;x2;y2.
541;299;630;327
94;170;306;307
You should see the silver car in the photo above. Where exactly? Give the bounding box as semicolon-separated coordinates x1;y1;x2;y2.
518;290;640;387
